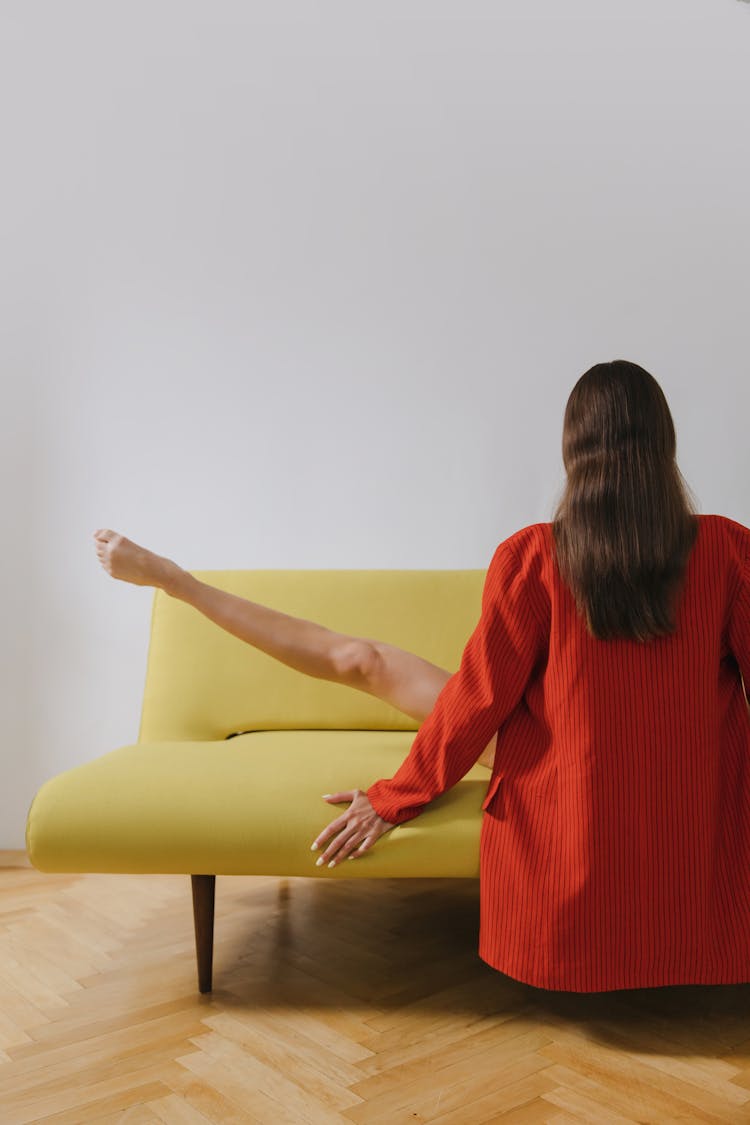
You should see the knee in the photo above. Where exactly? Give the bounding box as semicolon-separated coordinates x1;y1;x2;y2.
330;639;381;686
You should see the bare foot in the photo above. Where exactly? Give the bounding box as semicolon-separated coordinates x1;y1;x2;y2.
93;529;182;591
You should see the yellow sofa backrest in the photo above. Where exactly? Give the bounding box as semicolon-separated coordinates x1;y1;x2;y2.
138;568;486;742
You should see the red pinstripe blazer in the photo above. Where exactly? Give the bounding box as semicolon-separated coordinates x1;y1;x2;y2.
366;514;750;992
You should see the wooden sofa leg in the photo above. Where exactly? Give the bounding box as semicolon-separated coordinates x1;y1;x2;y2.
190;874;216;993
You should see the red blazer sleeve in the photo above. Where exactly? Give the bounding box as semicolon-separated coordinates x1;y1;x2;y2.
728;536;750;698
366;534;546;825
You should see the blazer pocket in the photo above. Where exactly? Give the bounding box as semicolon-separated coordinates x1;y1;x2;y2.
481;772;504;812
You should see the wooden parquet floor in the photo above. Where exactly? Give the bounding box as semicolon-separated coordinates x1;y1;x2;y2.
2;854;750;1124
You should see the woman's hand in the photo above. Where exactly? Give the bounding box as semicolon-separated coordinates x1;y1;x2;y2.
311;789;395;868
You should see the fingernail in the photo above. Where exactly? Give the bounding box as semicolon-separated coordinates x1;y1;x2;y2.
310;843;318;851
316;857;324;867
327;860;335;868
321;794;332;799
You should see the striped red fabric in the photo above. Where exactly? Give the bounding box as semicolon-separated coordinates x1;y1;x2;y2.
366;513;750;992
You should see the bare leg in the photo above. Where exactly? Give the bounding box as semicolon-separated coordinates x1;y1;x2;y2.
92;529;497;768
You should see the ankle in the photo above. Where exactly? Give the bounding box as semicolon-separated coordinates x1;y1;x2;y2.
159;559;192;599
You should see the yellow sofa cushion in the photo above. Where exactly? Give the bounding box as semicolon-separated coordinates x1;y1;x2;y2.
26;731;492;878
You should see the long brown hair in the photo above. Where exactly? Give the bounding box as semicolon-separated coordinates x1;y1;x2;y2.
551;360;700;642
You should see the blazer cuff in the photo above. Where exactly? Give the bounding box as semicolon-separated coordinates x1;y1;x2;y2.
366;780;423;826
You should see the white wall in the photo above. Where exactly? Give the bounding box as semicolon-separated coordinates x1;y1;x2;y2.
3;0;749;848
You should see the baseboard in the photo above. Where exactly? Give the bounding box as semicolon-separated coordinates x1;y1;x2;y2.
0;850;34;868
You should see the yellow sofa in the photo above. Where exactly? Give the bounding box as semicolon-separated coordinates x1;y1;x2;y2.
25;567;495;993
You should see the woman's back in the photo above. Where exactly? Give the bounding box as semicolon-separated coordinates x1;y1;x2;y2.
476;511;750;992
502;513;749;792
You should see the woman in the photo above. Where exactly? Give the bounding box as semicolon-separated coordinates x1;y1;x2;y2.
95;360;750;992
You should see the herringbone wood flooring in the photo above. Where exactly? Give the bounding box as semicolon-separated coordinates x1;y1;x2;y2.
2;853;750;1124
